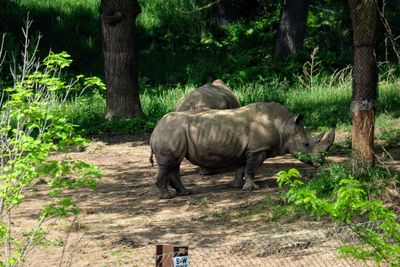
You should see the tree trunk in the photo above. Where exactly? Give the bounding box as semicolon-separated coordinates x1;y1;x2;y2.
100;0;142;120
348;0;381;172
274;0;309;58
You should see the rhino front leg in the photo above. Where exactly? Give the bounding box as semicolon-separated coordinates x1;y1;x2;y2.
242;151;268;191
233;166;245;188
169;166;193;196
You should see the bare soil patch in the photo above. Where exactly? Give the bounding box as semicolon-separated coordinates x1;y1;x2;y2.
11;133;399;266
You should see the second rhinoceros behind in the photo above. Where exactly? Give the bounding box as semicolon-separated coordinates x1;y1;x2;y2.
174;79;241;112
150;102;335;199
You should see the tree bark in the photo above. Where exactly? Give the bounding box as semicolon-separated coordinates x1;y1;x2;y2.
274;0;309;58
100;0;142;120
348;0;381;172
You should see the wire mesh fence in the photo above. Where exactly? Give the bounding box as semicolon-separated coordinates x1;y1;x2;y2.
128;222;376;266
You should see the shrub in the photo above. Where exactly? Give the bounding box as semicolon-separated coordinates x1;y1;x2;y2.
0;22;101;266
277;168;400;266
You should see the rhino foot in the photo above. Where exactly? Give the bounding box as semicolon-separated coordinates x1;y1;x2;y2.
233;180;245;188
159;194;173;199
176;189;193;196
242;176;260;191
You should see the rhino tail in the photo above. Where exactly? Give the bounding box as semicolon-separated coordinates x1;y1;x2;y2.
149;147;154;167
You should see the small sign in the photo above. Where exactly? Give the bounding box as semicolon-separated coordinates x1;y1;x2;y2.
173;256;189;267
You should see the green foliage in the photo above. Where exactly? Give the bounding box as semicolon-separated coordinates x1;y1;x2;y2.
43;51;73;70
277;168;400;265
98;116;156;134
3;1;398;136
2;0;399;85
0;0;101;77
59;71;400;134
293;151;327;166
306;163;350;196
305;1;352;69
0;49;102;266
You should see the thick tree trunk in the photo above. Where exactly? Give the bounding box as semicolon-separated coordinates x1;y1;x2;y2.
100;0;142;120
274;0;309;58
348;0;381;172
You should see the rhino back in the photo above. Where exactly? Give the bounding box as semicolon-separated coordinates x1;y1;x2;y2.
185;112;249;168
174;90;203;112
184;103;280;168
198;85;241;109
174;84;240;112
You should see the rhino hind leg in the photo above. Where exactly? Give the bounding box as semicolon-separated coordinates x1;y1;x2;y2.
154;166;173;199
168;166;192;196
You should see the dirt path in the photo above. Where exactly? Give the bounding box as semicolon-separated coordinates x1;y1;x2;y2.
12;133;398;266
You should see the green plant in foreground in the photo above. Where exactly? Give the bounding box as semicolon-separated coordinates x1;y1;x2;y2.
0;28;101;266
277;168;400;266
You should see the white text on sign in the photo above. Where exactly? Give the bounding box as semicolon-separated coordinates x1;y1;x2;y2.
173;256;189;267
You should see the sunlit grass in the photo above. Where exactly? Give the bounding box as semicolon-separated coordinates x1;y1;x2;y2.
63;75;399;135
11;0;100;15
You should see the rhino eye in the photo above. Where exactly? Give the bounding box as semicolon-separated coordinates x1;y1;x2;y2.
304;142;310;147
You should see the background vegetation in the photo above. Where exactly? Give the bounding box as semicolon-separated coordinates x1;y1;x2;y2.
1;0;399;135
0;1;399;265
1;0;399;81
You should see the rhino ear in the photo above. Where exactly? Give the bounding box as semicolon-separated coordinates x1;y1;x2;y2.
293;115;304;125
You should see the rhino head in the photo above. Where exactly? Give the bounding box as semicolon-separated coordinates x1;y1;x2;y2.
283;115;335;167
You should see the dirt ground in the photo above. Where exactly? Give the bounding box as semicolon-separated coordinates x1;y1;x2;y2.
11;132;399;266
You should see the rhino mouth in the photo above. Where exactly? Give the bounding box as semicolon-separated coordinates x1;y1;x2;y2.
293;151;327;167
293;127;335;167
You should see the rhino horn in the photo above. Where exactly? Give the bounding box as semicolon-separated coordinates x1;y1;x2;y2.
311;132;325;143
319;127;335;151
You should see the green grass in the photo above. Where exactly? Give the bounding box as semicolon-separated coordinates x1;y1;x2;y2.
301;161;399;201
63;74;399;135
10;0;99;14
0;0;357;86
5;0;392;135
1;0;101;76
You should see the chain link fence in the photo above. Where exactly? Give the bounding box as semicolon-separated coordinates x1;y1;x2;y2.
128;223;376;266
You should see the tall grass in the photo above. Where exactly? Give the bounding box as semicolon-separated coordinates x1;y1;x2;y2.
234;78;352;128
10;0;99;15
4;1;397;135
1;0;101;76
64;74;399;134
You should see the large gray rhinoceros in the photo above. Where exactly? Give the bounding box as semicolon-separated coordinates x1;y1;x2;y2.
150;102;335;199
174;79;241;112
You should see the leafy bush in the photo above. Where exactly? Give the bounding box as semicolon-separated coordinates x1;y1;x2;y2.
0;24;101;266
277;168;400;265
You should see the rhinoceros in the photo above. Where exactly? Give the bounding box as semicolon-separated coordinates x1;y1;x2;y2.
150;102;335;199
174;79;241;112
175;79;241;175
